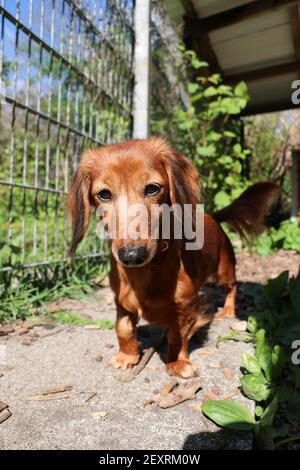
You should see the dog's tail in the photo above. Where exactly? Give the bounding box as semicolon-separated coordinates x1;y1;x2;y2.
213;181;280;241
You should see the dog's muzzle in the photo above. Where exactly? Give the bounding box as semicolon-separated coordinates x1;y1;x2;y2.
118;245;148;266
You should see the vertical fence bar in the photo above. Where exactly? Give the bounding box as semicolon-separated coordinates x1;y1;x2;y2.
133;0;150;139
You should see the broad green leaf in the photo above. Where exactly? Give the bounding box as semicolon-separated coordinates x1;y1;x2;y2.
257;343;273;382
234;81;248;98
202;400;255;431
187;82;199;94
255;329;266;359
204;86;218;97
196;144;215;156
191;59;209;69
240;374;270;401
207;130;222;142
214;191;231;208
224;130;236;138
247;315;259;334
259;396;278;428
233;143;242;154
242;353;261;376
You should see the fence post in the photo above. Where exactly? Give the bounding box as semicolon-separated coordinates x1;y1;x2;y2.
133;0;151;139
291;148;300;220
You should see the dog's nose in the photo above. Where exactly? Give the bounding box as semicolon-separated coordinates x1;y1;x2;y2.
118;246;147;266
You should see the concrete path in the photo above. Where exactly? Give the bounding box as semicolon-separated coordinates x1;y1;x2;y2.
1;251;299;450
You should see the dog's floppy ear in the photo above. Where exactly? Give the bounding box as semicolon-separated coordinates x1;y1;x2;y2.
67;165;91;257
164;149;200;207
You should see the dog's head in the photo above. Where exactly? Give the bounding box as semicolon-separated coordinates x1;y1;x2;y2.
67;137;200;267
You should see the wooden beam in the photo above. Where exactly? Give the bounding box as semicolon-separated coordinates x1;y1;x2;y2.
181;0;197;18
224;59;300;84
290;5;300;59
194;0;300;33
241;100;300;116
182;1;222;76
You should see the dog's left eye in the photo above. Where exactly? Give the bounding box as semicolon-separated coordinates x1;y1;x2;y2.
97;189;112;201
144;184;161;196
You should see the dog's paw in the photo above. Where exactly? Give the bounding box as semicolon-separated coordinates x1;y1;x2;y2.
166;359;198;379
109;352;140;369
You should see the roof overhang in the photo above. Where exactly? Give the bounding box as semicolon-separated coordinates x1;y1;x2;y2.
165;0;300;115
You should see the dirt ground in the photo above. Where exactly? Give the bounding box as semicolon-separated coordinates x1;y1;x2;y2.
0;250;299;450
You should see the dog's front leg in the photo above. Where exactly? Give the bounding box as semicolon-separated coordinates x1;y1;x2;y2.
166;315;198;379
110;305;140;369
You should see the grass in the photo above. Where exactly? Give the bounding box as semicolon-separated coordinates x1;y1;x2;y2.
0;257;110;324
50;310;114;329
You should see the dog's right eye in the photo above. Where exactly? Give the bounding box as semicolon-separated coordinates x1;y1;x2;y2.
97;189;112;201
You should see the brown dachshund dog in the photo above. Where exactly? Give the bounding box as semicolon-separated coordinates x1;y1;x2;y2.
67;137;279;378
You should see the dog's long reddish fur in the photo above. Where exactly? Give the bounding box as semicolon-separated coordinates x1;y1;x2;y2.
67;137;279;378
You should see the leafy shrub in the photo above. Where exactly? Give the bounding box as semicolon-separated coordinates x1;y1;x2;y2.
203;270;300;449
152;46;251;212
251;220;300;255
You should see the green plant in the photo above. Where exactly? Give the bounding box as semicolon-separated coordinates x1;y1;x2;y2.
251;220;300;255
0;257;109;323
202;270;300;449
50;310;114;329
152;46;251;212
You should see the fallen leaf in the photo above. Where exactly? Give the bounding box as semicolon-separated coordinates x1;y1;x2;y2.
222;368;233;381
208;362;221;369
92;411;107;418
197;347;214;356
160;379;178;397
157;378;202;408
204;389;220;400
105;343;114;349
0;325;14;336
210;385;221;396
22;320;36;330
143;399;155;408
16;327;29;336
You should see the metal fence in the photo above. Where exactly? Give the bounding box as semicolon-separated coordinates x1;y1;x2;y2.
150;0;187;139
0;0;134;270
